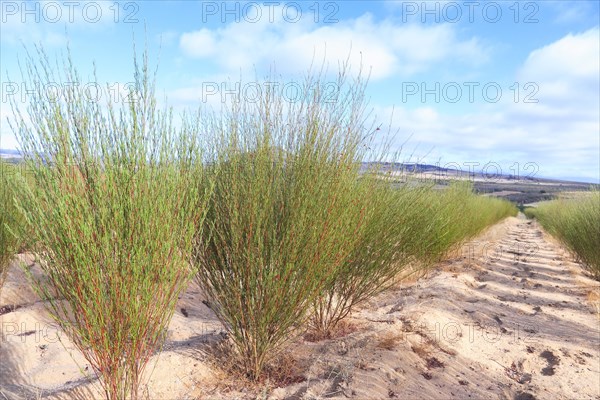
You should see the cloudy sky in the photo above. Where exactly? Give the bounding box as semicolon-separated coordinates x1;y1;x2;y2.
1;1;599;182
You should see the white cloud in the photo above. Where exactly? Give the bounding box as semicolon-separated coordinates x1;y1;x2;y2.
180;29;218;58
178;11;489;80
519;28;599;81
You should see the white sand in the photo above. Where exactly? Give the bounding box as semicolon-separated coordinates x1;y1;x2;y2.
1;216;599;399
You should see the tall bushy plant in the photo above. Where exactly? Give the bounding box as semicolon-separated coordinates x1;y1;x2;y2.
194;65;373;380
416;182;517;261
312;179;517;335
9;47;209;399
311;175;432;334
529;191;600;279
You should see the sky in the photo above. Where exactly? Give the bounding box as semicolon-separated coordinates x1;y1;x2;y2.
1;0;599;182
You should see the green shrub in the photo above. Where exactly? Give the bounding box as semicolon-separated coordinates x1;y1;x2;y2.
8;47;210;399
529;192;600;279
311;175;427;334
311;180;518;335
436;182;518;255
193;66;374;380
522;206;536;219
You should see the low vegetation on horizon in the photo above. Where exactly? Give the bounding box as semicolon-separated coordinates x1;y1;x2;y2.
525;191;600;279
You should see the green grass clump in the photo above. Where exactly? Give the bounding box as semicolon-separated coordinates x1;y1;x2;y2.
526;192;600;279
194;66;374;380
310;175;430;334
312;179;518;334
522;206;536;219
9;47;209;399
429;182;518;258
0;161;24;293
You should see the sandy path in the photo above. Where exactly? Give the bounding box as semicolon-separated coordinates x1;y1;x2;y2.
269;216;600;400
1;216;599;399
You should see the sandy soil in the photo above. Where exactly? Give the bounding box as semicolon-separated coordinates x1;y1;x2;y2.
1;215;599;399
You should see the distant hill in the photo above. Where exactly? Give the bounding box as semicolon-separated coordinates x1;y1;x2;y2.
0;148;21;157
0;149;23;164
359;161;599;204
361;162;596;185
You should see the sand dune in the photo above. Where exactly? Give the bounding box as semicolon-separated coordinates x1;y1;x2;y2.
1;216;599;399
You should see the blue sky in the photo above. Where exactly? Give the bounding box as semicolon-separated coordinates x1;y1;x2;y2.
1;1;599;182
